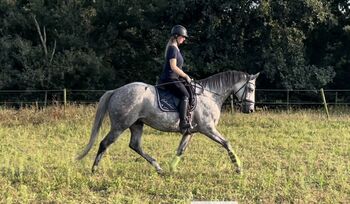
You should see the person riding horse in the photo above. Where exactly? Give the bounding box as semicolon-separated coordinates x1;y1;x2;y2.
76;26;260;175
158;25;193;134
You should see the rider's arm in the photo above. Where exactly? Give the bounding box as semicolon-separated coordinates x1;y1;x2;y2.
169;58;190;79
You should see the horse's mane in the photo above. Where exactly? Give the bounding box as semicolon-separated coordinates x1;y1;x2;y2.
198;70;248;91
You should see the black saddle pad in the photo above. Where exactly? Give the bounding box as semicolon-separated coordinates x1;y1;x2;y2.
155;86;197;112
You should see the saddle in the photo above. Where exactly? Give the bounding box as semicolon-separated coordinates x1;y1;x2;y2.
155;82;197;113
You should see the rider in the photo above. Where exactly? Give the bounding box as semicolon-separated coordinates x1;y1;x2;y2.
159;25;193;134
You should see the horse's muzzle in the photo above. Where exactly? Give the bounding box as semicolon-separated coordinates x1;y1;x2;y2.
242;102;255;114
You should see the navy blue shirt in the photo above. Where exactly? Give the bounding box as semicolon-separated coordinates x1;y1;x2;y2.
160;45;184;82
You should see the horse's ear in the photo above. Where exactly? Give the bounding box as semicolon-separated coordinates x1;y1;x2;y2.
250;72;260;80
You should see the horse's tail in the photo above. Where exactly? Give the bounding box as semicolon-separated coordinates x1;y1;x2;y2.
76;90;114;160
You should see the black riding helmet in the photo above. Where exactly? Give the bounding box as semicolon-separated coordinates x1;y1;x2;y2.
171;25;188;38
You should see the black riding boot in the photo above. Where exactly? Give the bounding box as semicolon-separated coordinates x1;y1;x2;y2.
179;96;191;134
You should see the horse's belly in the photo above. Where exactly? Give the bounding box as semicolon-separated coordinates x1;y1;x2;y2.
140;112;180;132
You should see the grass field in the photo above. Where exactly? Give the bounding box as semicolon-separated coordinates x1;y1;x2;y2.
0;105;349;203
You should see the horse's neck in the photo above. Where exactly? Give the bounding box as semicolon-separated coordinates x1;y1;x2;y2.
213;87;236;108
209;79;247;108
199;71;248;108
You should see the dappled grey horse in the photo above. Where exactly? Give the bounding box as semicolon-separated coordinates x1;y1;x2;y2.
77;70;259;174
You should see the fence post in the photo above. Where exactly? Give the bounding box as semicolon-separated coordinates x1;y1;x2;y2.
335;91;338;106
63;88;67;114
155;76;159;84
320;88;329;119
44;90;48;108
230;94;234;114
286;89;290;113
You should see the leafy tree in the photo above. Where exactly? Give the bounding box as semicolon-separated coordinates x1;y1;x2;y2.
0;0;114;90
0;0;348;93
306;0;350;89
89;0;169;86
257;0;336;89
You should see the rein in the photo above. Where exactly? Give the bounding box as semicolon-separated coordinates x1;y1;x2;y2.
156;79;255;102
155;81;184;87
155;80;221;96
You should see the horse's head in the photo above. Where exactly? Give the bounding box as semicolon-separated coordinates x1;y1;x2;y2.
234;72;259;114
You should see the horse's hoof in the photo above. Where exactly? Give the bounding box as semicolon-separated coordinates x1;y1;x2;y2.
169;162;178;172
156;168;164;175
91;165;98;174
235;167;242;174
170;167;177;173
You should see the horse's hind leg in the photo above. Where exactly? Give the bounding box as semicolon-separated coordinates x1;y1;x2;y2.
92;128;124;173
202;127;242;174
129;121;163;174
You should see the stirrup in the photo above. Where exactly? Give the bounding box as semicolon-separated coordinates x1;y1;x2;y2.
190;123;197;129
180;123;191;129
180;123;196;135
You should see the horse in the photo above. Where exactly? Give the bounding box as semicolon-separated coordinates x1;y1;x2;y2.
77;70;259;174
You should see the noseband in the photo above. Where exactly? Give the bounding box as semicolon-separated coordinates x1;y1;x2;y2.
234;80;255;105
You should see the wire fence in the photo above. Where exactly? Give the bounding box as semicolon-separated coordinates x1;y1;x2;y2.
256;89;350;107
1;89;350;109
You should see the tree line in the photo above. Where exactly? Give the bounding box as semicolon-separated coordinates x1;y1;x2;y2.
1;0;349;91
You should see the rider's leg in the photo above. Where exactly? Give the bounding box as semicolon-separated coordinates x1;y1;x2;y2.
164;80;193;133
179;96;191;133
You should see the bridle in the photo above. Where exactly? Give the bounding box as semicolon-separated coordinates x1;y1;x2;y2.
233;79;256;105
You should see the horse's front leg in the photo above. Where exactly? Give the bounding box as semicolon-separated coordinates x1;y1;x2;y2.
201;127;242;174
170;133;193;172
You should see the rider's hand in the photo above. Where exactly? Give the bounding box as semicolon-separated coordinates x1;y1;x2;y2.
185;75;192;84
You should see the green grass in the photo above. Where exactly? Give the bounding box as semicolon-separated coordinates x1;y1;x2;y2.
0;105;349;203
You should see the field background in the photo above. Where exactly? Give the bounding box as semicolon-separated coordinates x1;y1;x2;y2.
0;105;349;203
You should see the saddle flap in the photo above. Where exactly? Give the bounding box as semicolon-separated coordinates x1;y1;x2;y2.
155;84;197;112
156;88;179;112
